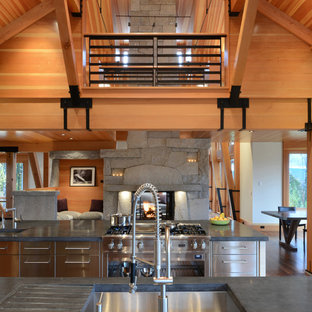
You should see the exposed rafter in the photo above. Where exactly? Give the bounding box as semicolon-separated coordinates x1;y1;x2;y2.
0;0;55;46
258;0;312;46
68;0;81;15
54;0;79;86
232;0;259;86
28;152;43;188
231;0;245;13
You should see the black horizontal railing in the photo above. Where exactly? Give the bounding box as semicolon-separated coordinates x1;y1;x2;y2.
84;33;226;87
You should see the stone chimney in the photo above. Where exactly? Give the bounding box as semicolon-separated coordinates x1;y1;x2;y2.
129;0;176;33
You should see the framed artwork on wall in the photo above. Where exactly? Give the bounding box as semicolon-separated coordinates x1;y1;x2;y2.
70;167;96;187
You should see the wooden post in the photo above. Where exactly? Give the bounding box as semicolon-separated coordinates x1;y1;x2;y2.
6;152;16;209
43;152;49;187
234;142;240;220
307;131;312;273
28;152;43;189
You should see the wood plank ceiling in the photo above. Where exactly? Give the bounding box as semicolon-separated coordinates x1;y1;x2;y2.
0;0;311;147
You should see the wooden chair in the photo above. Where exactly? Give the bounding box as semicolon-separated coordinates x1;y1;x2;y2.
278;206;306;241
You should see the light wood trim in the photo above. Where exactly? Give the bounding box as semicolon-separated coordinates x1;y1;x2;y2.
28;152;43;188
221;142;235;189
307;131;312;273
1;141;116;152
282;145;289;206
54;0;79;86
258;0;312;47
6;153;16;209
234;142;240;219
231;0;245;12
0;0;55;46
43;152;49;187
232;0;259;86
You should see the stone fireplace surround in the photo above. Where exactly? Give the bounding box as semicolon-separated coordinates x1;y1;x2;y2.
101;131;210;220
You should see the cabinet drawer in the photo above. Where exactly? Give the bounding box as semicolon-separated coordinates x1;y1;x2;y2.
0;255;19;277
20;255;54;277
212;241;256;255
21;241;54;255
0;242;19;254
56;241;99;255
212;255;257;277
56;255;100;277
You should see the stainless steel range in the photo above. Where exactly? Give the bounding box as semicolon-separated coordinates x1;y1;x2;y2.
102;223;209;278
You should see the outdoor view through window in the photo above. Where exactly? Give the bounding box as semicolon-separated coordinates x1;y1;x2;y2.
289;153;307;208
0;163;23;208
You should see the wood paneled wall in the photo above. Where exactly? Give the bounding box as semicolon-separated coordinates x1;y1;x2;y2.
0;12;82;98
230;13;312;98
58;159;103;213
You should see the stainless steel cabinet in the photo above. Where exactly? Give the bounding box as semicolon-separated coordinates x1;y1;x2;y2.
0;241;19;277
211;241;258;277
20;241;54;277
56;241;101;277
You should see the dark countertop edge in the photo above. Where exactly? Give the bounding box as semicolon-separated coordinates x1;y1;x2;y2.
0;237;102;242
210;237;268;241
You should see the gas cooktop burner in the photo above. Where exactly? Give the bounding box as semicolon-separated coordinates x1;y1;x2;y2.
165;224;206;236
105;223;206;236
106;225;131;235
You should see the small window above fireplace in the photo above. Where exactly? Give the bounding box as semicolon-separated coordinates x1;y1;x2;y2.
132;191;174;221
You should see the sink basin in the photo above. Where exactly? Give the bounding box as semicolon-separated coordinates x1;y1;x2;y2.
82;284;244;312
0;228;27;233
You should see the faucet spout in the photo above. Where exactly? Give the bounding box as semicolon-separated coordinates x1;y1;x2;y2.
0;204;17;229
129;183;173;311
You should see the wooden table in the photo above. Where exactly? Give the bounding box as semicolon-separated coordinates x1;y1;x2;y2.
261;210;307;252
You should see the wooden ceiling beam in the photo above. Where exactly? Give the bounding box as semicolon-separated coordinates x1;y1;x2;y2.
258;0;312;47
232;0;259;86
28;152;43;188
54;0;79;86
67;0;80;14
0;0;55;46
231;0;245;13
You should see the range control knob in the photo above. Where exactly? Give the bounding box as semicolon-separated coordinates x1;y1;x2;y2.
117;241;123;250
138;241;144;251
192;240;198;250
108;240;114;250
201;240;206;250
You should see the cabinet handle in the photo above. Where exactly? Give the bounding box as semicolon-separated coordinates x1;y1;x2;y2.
65;260;91;264
221;246;247;250
24;260;51;264
222;260;247;264
24;247;51;250
65;247;91;250
0;247;8;250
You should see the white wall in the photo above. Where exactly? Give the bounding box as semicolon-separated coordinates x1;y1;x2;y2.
252;142;282;224
240;142;253;223
28;152;44;189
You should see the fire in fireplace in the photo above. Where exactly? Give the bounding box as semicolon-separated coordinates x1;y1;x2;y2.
133;191;174;220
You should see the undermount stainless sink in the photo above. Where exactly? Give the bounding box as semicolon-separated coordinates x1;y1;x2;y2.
0;227;27;233
82;284;244;312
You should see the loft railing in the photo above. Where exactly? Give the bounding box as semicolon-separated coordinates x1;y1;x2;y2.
83;33;226;87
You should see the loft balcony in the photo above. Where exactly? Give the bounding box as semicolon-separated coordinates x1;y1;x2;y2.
83;33;227;88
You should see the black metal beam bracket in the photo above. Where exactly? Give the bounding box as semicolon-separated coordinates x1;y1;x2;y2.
217;85;249;130
60;85;92;131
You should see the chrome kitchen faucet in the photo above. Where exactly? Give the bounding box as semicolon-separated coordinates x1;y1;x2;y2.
129;183;173;312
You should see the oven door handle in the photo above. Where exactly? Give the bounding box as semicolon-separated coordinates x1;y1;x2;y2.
135;256;154;267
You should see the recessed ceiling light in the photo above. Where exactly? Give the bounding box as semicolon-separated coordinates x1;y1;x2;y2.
69;137;73;140
61;133;66;136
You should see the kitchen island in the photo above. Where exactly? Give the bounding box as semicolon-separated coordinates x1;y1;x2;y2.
0;220;267;278
0;276;311;312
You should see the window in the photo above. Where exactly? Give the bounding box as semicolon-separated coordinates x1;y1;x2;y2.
0;160;26;208
288;153;307;208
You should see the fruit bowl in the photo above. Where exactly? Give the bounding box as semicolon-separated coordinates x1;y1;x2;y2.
209;219;230;225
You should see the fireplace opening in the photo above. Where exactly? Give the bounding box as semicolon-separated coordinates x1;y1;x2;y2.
133;191;174;220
